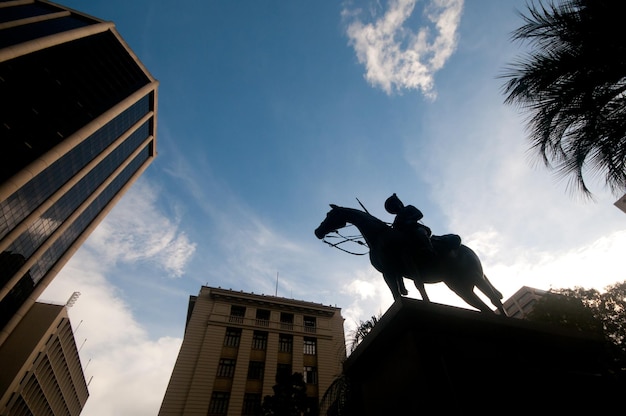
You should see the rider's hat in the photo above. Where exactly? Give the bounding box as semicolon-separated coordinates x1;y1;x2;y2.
384;193;404;214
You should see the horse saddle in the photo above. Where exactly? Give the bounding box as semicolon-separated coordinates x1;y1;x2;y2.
431;234;462;254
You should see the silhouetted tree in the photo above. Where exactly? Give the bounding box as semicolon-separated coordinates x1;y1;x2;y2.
527;282;626;378
348;314;382;354
501;0;626;197
261;372;311;416
319;314;384;416
318;375;351;416
526;288;604;334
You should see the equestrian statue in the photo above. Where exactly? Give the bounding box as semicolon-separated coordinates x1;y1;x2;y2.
314;194;506;315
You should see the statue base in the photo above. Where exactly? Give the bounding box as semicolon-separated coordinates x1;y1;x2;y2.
339;297;622;414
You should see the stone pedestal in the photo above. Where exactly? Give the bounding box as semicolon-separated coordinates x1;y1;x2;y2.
341;297;621;414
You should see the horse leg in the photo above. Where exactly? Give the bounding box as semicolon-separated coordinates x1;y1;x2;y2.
475;275;507;316
383;273;402;300
398;278;408;296
492;299;507;316
446;282;495;314
413;280;430;302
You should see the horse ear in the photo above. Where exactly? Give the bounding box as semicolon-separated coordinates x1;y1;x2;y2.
330;204;338;209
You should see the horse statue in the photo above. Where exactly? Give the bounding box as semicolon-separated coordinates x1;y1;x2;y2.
314;204;506;315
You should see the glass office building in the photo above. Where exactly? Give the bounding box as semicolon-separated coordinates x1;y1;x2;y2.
0;1;158;342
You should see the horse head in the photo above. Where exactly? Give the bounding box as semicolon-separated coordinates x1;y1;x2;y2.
314;204;346;239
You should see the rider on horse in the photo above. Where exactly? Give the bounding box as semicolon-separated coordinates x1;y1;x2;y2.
384;193;436;296
384;193;436;258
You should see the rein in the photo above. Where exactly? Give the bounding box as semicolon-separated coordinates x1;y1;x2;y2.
322;227;369;256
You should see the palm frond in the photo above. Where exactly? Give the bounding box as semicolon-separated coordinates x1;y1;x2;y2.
501;0;626;197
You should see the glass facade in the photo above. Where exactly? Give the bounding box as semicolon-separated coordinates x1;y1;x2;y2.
0;145;151;328
0;95;151;240
1;30;150;182
0;3;157;333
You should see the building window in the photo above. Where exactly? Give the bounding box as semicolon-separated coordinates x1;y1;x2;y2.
278;334;292;353
256;309;270;327
303;316;316;333
303;337;317;355
229;305;246;324
277;363;292;379
216;358;236;378
208;392;230;415
280;313;293;330
247;361;265;380
252;331;268;350
242;393;261;416
224;327;241;347
303;366;318;384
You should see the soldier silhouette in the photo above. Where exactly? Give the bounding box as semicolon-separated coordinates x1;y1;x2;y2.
384;193;436;257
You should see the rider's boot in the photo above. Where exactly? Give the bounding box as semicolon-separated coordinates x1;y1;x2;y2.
417;230;436;258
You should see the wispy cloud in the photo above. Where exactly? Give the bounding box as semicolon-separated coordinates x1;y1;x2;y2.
38;176;196;415
344;0;464;97
401;68;626;305
40;248;182;416
87;178;196;277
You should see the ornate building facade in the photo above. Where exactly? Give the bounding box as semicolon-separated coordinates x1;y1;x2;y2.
159;286;346;415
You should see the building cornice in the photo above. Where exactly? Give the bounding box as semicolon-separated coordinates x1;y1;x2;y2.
204;286;340;317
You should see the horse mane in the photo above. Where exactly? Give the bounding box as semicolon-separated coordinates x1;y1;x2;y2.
331;204;388;228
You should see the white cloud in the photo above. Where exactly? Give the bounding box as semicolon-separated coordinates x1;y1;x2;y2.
39;249;182;416
341;268;395;338
344;0;464;96
401;86;626;311
35;177;196;415
485;230;626;296
87;179;196;277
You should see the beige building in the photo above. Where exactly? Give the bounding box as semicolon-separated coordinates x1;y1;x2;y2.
502;286;547;319
159;286;346;415
0;302;89;415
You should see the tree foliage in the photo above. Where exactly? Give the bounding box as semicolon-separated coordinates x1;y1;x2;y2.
318;375;351;416
501;0;626;197
321;314;384;415
527;281;626;376
261;372;310;416
348;314;382;353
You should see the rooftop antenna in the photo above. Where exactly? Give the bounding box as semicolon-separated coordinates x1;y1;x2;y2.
74;319;83;335
78;338;87;353
275;272;279;296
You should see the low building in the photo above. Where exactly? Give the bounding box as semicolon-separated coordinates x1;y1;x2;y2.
0;302;89;415
159;286;346;415
501;285;547;318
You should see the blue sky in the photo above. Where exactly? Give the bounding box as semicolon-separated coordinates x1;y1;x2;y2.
40;1;626;414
